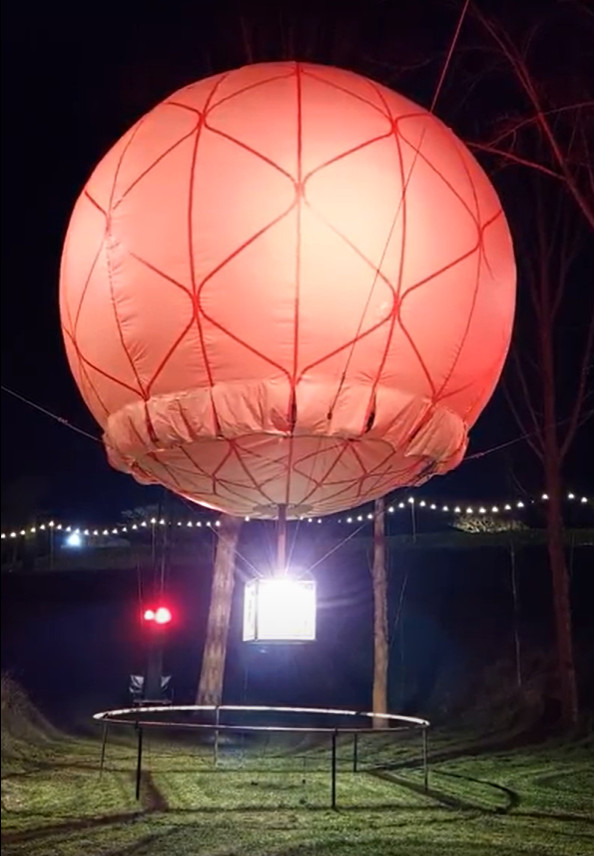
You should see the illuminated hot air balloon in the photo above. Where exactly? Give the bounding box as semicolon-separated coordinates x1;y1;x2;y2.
60;62;515;519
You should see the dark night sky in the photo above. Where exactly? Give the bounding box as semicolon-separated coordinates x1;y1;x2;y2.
1;0;592;523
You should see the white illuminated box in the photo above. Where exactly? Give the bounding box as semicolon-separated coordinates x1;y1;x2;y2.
243;578;316;642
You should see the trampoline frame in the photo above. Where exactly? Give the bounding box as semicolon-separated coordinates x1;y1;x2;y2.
94;704;431;809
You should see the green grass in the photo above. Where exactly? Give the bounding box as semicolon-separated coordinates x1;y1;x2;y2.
2;714;593;856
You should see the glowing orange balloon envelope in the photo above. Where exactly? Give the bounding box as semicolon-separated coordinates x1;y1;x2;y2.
60;62;515;518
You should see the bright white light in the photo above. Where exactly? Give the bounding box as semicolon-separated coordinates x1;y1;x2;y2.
243;578;316;642
65;532;83;548
154;606;172;625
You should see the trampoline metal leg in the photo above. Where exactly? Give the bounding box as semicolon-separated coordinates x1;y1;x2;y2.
422;727;429;793
135;725;144;801
214;706;220;768
331;730;338;810
99;722;109;778
352;732;359;773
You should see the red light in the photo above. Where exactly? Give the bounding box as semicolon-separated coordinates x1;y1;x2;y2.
143;609;155;621
154;606;172;625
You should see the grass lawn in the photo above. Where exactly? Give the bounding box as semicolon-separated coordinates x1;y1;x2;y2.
1;712;593;856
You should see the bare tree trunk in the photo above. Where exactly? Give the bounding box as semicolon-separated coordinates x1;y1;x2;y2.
196;515;243;706
371;496;389;728
545;469;578;726
541;350;578;724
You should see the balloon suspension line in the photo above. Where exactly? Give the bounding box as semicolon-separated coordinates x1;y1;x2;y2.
277;505;287;576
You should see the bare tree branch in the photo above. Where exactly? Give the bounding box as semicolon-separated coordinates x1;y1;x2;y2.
482;102;594;152
561;309;594;458
472;6;594;233
468;142;563;178
502;376;543;460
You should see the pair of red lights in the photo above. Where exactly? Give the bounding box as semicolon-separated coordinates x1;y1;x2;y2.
143;606;172;625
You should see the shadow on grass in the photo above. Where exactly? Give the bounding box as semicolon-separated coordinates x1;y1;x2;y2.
1;803;474;849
